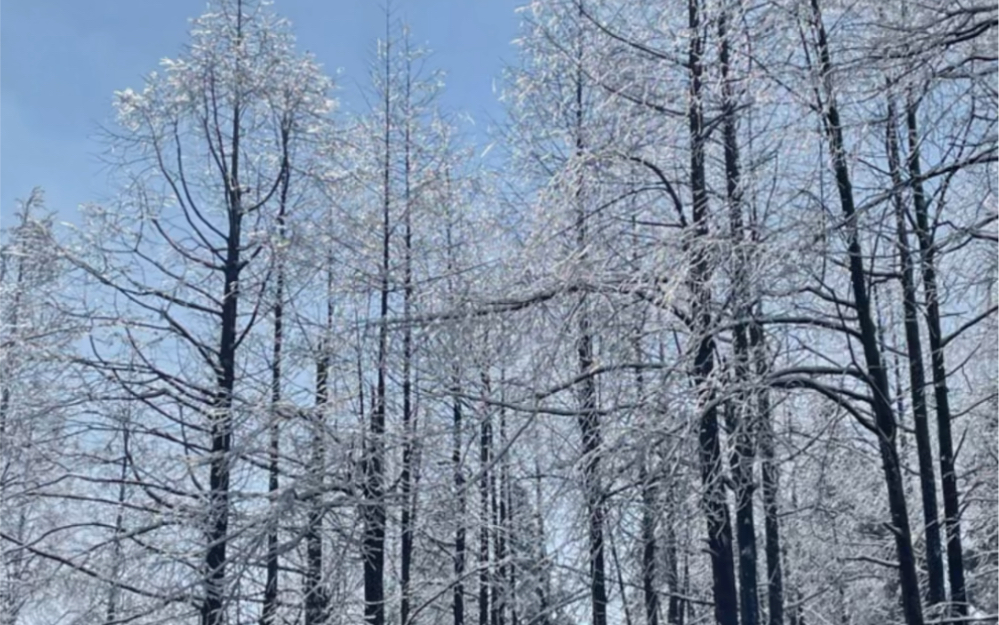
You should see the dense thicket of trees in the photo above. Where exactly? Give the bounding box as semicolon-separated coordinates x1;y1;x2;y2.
1;1;996;624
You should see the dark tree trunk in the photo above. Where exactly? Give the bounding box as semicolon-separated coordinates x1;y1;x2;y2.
531;464;552;625
489;375;504;625
203;59;245;623
203;183;237;625
479;405;492;625
573;6;608;624
400;46;416;625
104;424;130;625
640;445;660;625
610;534;633;625
886;97;946;606
364;29;392;625
664;479;681;625
719;9;759;624
808;3;923;622
496;396;511;625
688;2;738;624
500;397;517;625
906;97;967;615
453;375;467;625
262;264;282;625
305;347;330;625
754;320;784;625
262;130;290;625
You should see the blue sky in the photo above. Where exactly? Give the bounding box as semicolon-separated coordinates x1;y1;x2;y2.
1;0;521;224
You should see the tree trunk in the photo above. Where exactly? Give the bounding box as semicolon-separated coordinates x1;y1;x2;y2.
453;374;467;625
479;402;492;625
886;96;946;606
262;267;282;625
400;45;416;625
305;347;330;625
906;96;967;615
573;7;608;624
364;30;392;624
754;319;784;625
203;72;244;625
688;1;738;623
664;479;681;625
104;423;129;625
808;2;924;622
500;395;517;625
262;142;289;625
719;8;759;624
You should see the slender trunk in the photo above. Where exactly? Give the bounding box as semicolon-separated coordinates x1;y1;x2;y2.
719;8;759;624
906;96;967;615
689;2;738;623
105;425;130;625
479;401;492;625
204;164;237;625
755;319;784;625
808;3;923;622
262;276;281;625
640;448;660;625
445;192;466;625
491;409;503;625
532;462;551;625
305;341;331;625
886;97;946;606
482;370;503;625
453;373;467;625
364;25;392;625
497;394;511;625
573;7;607;624
610;533;633;625
664;479;681;625
633;283;659;625
500;390;517;625
262;139;289;625
203;17;245;613
400;43;416;625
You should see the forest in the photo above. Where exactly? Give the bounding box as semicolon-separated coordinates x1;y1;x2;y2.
1;0;996;624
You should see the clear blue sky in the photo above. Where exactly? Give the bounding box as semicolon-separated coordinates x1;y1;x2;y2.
1;0;520;223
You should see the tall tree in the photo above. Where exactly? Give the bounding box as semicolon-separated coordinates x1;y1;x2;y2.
59;3;333;622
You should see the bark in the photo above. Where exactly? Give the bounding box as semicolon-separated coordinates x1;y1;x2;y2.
305;346;330;625
261;269;281;625
203;31;245;618
610;533;633;625
640;435;659;625
104;424;129;625
906;96;967;615
489;374;503;625
886;97;946;606
400;44;416;625
755;320;784;625
495;396;509;625
262;127;290;625
719;8;759;624
453;375;467;625
808;2;924;622
364;27;392;625
500;397;517;625
573;6;608;624
664;480;681;625
479;403;492;625
689;1;738;623
633;290;659;625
